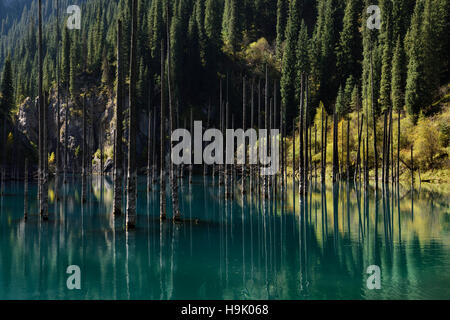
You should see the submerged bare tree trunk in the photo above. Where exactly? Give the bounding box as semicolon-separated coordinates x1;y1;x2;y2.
397;108;400;183
355;114;364;183
64;82;69;184
370;51;378;190
189;109;193;185
304;75;309;192
113;20;124;216
346;119;350;182
293;119;296;187
24;158;28;220
225;101;230;198
126;0;138;229
386;108;392;184
147;109;154;192
100;125;104;175
332;106;339;184
321;107;325;183
38;0;48;220
218;79;223;186
299;73;304;195
263;65;268;198
81;94;87;204
56;0;61;177
382;111;387;184
167;13;181;221
242;76;247;194
160;39;167;221
250;78;255;191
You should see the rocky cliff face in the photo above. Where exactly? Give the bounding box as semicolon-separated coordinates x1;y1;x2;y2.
14;85;151;173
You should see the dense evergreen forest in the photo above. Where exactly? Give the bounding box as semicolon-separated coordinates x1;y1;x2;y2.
0;0;449;184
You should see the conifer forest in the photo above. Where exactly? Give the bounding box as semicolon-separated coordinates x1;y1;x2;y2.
0;0;449;301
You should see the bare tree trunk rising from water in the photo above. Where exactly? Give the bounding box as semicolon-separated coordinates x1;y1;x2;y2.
126;0;138;229
113;20;123;216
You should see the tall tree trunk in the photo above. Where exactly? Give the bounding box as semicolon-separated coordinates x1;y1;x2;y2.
299;73;304;195
397;108;400;183
167;12;181;221
314;125;317;180
225;101;229;198
250;78;254;191
242;76;247;194
355;114;364;183
218;79;223;186
382;111;387;184
64;82;69;183
293;119;296;187
332;107;339;184
324;114;328;183
153;107;157;183
100;125;104;175
370;50;378;190
189;109;193;184
24;158;28;220
38;0;48;220
258;78;261;194
386;108;392;184
147;109;152;192
280;81;284;192
304;75;309;192
263;65;268;198
160;38;167;221
56;0;61;177
82;94;87;204
126;0;138;229
321;107;325;183
113;20;123;216
273;80;278;195
346;119;350;182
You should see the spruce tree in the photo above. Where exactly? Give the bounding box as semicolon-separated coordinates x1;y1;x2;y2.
391;36;405;112
295;20;309;103
0;56;14;116
405;0;425;118
336;0;362;86
281;0;301;131
379;0;394;113
276;0;288;59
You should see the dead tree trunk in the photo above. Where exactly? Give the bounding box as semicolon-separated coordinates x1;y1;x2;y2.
370;50;378;190
346;118;350;182
332;107;339;184
82;94;87;204
242;76;247;194
397;108;400;183
299;73;304;195
56;0;61;177
250;78;255;191
167;13;181;221
113;20;123;216
355;114;364;183
24;158;28;220
263;65;268;198
304;75;309;192
38;0;48;220
126;0;138;229
160;39;167;221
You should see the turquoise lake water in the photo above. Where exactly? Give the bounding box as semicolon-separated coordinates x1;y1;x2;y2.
0;176;449;300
